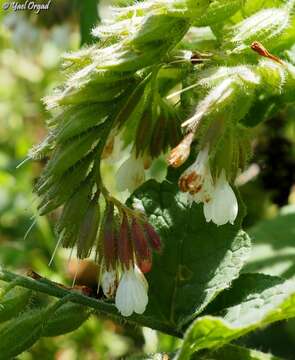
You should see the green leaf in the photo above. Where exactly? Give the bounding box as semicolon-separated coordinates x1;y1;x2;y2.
241;96;280;128
198;344;282;360
42;302;90;337
194;0;243;26
132;15;188;49
78;0;100;45
128;344;282;360
242;0;285;17
223;4;292;54
0;309;45;359
244;205;295;279
129;180;250;331
127;345;282;360
176;273;295;359
0;286;32;323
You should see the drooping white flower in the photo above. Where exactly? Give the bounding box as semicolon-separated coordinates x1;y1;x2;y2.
204;170;238;226
179;145;214;204
115;266;148;317
116;153;145;192
179;146;238;226
101;270;118;298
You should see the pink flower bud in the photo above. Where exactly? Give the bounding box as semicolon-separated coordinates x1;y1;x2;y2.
143;222;161;252
138;258;152;274
118;214;134;269
131;218;151;264
103;203;117;270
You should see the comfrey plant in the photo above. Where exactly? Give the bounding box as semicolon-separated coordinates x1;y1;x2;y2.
1;0;295;359
29;0;295;318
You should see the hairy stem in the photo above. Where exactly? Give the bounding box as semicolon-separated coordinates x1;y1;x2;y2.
0;269;182;338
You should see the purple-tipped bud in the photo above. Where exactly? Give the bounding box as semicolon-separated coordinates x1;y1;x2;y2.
103;203;117;270
131;218;151;266
143;222;161;252
118;214;133;269
138;258;152;274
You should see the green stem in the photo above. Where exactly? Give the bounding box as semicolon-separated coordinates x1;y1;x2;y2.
0;269;182;338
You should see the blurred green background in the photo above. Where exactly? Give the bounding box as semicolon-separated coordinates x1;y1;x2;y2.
0;0;294;359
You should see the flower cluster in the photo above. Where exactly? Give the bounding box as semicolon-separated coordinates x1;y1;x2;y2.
99;203;161;316
178;146;238;226
30;0;295;321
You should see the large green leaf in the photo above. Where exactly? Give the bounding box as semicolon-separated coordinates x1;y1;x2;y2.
128;344;282;359
198;344;282;360
176;273;295;359
244;205;295;279
129;180;250;331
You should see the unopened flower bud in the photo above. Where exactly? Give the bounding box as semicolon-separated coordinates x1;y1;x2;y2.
251;41;284;65
138;258;152;274
168;133;194;168
143;222;161;252
131;218;151;265
118;214;133;269
103;203;117;270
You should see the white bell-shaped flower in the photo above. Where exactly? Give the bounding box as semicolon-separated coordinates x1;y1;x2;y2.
101;270;118;298
179;145;214;204
204;170;238;226
115;266;148;317
116;153;145;192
